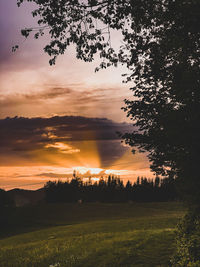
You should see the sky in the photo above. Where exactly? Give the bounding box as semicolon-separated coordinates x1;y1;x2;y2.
0;1;153;190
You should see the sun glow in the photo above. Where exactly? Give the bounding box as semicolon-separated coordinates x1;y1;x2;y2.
74;166;104;175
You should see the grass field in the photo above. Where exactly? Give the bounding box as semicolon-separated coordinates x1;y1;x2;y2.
0;202;186;267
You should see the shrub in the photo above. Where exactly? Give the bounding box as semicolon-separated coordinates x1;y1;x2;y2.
171;210;200;266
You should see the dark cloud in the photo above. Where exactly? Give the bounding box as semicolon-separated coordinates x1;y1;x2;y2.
0;115;134;167
0;115;132;140
0;87;73;107
0;86;121;108
24;87;73;100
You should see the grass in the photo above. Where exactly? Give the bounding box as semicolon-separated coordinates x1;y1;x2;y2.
0;202;186;267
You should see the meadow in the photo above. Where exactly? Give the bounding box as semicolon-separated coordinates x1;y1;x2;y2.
0;202;186;267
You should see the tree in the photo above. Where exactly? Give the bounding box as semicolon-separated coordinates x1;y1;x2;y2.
16;0;200;204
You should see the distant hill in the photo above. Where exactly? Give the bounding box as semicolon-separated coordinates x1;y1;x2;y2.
8;188;45;207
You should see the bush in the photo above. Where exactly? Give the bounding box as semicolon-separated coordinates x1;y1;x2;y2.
171;210;200;266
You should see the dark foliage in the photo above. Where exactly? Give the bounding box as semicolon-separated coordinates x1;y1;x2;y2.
171;210;200;266
44;175;177;203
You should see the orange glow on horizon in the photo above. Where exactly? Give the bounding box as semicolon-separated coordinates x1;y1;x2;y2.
0;136;153;190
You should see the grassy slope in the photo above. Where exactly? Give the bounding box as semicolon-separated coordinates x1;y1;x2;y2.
0;202;186;267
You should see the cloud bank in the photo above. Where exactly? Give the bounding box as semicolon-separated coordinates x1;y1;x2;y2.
0;115;133;167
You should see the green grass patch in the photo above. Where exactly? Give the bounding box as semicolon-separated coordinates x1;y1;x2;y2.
0;202;186;266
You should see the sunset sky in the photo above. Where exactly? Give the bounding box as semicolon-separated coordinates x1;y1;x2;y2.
0;1;153;190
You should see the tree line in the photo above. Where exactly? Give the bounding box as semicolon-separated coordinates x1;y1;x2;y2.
0;175;178;207
44;175;177;203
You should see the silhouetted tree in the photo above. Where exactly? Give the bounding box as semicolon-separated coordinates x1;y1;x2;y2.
44;174;177;203
17;0;200;206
